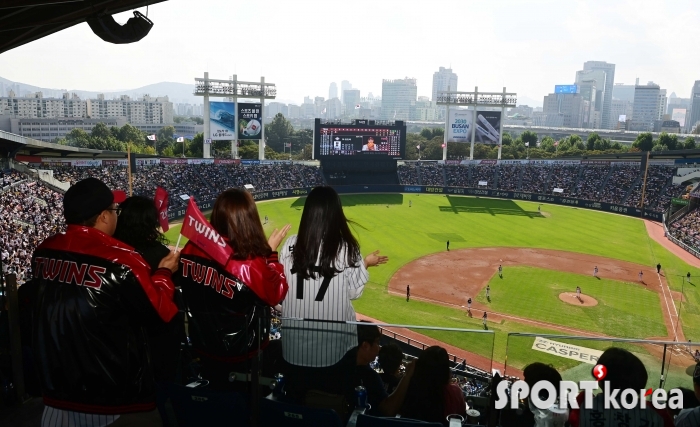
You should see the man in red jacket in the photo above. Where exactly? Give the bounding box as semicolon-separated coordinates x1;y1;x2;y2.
31;177;180;427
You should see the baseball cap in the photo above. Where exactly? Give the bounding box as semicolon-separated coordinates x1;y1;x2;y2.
684;363;700;385
63;177;127;224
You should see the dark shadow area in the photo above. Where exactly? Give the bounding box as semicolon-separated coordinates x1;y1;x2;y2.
595;276;601;280
290;194;404;208
439;196;544;218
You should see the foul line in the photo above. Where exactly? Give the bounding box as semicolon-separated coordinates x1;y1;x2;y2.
656;271;679;342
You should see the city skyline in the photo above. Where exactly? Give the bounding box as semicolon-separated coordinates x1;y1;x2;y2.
0;0;697;109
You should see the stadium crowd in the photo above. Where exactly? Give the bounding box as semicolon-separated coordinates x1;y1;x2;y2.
669;208;700;252
398;163;678;212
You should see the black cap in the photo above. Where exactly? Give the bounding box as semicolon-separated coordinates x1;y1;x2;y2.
684;363;700;385
63;177;127;224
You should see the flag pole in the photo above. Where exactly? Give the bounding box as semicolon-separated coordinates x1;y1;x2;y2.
127;142;133;197
174;234;182;252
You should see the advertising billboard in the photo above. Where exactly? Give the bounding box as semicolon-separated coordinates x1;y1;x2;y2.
475;111;501;144
555;85;578;94
447;109;472;142
238;103;263;140
209;101;236;140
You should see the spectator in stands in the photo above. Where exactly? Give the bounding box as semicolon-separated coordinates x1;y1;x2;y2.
31;177;180;426
350;323;414;417
522;362;568;427
400;345;466;425
568;347;674;427
112;195;184;384
378;343;404;394
176;188;290;391
280;186;388;400
675;363;700;426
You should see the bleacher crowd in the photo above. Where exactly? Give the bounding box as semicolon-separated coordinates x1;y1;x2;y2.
398;162;679;213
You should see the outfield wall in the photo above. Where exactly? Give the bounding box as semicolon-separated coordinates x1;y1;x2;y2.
167;185;662;222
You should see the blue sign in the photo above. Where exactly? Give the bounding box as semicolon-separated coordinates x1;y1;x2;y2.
555;85;578;94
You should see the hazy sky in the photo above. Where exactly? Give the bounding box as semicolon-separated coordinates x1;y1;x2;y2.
1;0;698;106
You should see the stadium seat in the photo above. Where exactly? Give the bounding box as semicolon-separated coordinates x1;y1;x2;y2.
258;397;345;427
156;382;250;427
356;414;444;427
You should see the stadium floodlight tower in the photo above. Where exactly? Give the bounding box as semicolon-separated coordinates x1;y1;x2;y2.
437;87;517;160
194;72;276;159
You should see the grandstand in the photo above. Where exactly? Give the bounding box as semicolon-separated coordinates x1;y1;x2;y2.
4;130;700;426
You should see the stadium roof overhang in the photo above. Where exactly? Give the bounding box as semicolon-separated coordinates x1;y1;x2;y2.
0;0;168;55
0;130;126;158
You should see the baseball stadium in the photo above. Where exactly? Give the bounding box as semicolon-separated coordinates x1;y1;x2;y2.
3;2;700;426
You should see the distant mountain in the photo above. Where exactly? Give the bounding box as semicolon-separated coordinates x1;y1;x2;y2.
0;76;198;104
517;95;542;108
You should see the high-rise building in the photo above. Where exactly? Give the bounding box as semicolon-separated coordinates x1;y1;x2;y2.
431;67;458;101
581;61;615;129
611;99;633;127
629;82;662;132
612;83;636;102
542;92;588;128
688;81;700;133
657;89;667;121
381;78;417;121
343;89;361;117
340;80;352;102
329;82;338;100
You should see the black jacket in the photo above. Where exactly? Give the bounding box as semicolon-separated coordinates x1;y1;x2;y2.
175;241;288;363
31;225;178;414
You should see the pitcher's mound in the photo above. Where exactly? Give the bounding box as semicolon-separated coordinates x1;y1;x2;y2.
559;292;598;307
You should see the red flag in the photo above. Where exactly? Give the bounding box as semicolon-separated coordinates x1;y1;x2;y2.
154;187;170;232
180;197;233;266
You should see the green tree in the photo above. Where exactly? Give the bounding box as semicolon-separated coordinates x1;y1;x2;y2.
420;128;434;140
188;133;204;158
264;113;293;152
652;144;668;152
65;128;90;148
520;130;538;147
593;138;611;151
586;133;601;151
540;136;555;153
118;124;146;144
684;136;697;150
657;132;678;150
502;132;513;146
611;141;623;150
632;132;654;151
568;134;585;150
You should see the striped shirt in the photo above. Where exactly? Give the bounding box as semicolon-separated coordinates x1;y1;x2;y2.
280;235;369;367
41;406;119;427
675;407;700;427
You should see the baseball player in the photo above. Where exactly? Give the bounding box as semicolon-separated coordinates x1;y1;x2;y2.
656;263;661;274
593;266;598;277
639;270;643;282
264;215;269;225
482;312;488;327
486;285;490;299
446;240;450;251
576;286;581;298
406;285;410;302
498;265;503;278
409;200;412;208
467;297;472;312
688;272;692;283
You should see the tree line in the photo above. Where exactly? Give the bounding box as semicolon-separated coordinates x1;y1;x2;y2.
406;128;698;160
54;115;698;161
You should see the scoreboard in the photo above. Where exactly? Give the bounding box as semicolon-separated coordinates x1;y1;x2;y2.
314;119;406;159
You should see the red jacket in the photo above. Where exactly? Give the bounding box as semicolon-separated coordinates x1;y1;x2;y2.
175;241;288;362
31;225;178;414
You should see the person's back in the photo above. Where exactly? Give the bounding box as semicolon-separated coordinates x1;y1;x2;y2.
32;178;179;423
569;348;673;427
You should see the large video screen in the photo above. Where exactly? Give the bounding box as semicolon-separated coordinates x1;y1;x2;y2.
314;119;406;159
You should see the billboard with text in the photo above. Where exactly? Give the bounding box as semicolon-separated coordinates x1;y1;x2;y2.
210;101;236;140
447;109;472;142
238;103;262;140
476;111;501;144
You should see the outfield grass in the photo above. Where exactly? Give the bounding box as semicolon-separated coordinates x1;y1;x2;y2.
163;194;700;373
479;266;667;338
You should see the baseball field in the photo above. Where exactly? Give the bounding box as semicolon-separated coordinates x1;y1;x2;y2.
163;194;700;390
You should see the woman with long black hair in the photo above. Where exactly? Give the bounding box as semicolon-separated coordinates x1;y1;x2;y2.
113;195;184;384
280;186;387;399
